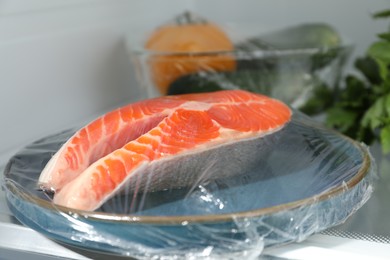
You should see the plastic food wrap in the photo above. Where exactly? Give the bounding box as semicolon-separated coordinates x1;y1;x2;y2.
130;11;353;109
3;103;375;259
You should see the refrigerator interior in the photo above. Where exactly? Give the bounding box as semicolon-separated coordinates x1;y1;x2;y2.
1;1;390;259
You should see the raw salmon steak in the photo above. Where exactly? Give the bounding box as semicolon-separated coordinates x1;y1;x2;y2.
38;90;292;211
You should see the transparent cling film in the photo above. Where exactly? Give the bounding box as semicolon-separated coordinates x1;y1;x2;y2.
2;91;375;259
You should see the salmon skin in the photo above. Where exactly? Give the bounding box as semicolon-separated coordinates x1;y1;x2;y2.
38;90;292;211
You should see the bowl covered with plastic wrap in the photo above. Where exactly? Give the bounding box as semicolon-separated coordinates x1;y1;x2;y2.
129;11;353;110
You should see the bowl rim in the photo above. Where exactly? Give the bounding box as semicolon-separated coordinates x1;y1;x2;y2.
128;41;354;59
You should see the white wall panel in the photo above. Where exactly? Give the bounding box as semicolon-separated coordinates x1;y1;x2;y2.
0;0;190;155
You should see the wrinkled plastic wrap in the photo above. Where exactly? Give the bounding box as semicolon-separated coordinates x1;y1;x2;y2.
3;111;375;259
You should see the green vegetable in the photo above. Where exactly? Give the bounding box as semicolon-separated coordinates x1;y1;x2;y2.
235;23;345;71
305;9;390;153
236;23;342;50
167;70;273;95
167;74;224;95
299;83;335;115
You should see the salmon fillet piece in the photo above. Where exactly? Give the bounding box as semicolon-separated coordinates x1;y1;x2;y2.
38;90;292;211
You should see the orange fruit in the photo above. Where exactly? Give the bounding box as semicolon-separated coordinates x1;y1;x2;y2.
145;12;236;94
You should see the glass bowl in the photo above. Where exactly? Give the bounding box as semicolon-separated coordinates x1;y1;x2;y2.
129;43;353;109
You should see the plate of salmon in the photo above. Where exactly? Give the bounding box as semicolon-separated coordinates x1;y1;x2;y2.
3;90;375;258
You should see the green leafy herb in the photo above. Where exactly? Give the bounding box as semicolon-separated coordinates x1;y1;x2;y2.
380;125;390;153
373;9;390;19
302;9;390;153
378;32;390;42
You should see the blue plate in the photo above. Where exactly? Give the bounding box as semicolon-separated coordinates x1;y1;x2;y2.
2;112;375;258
